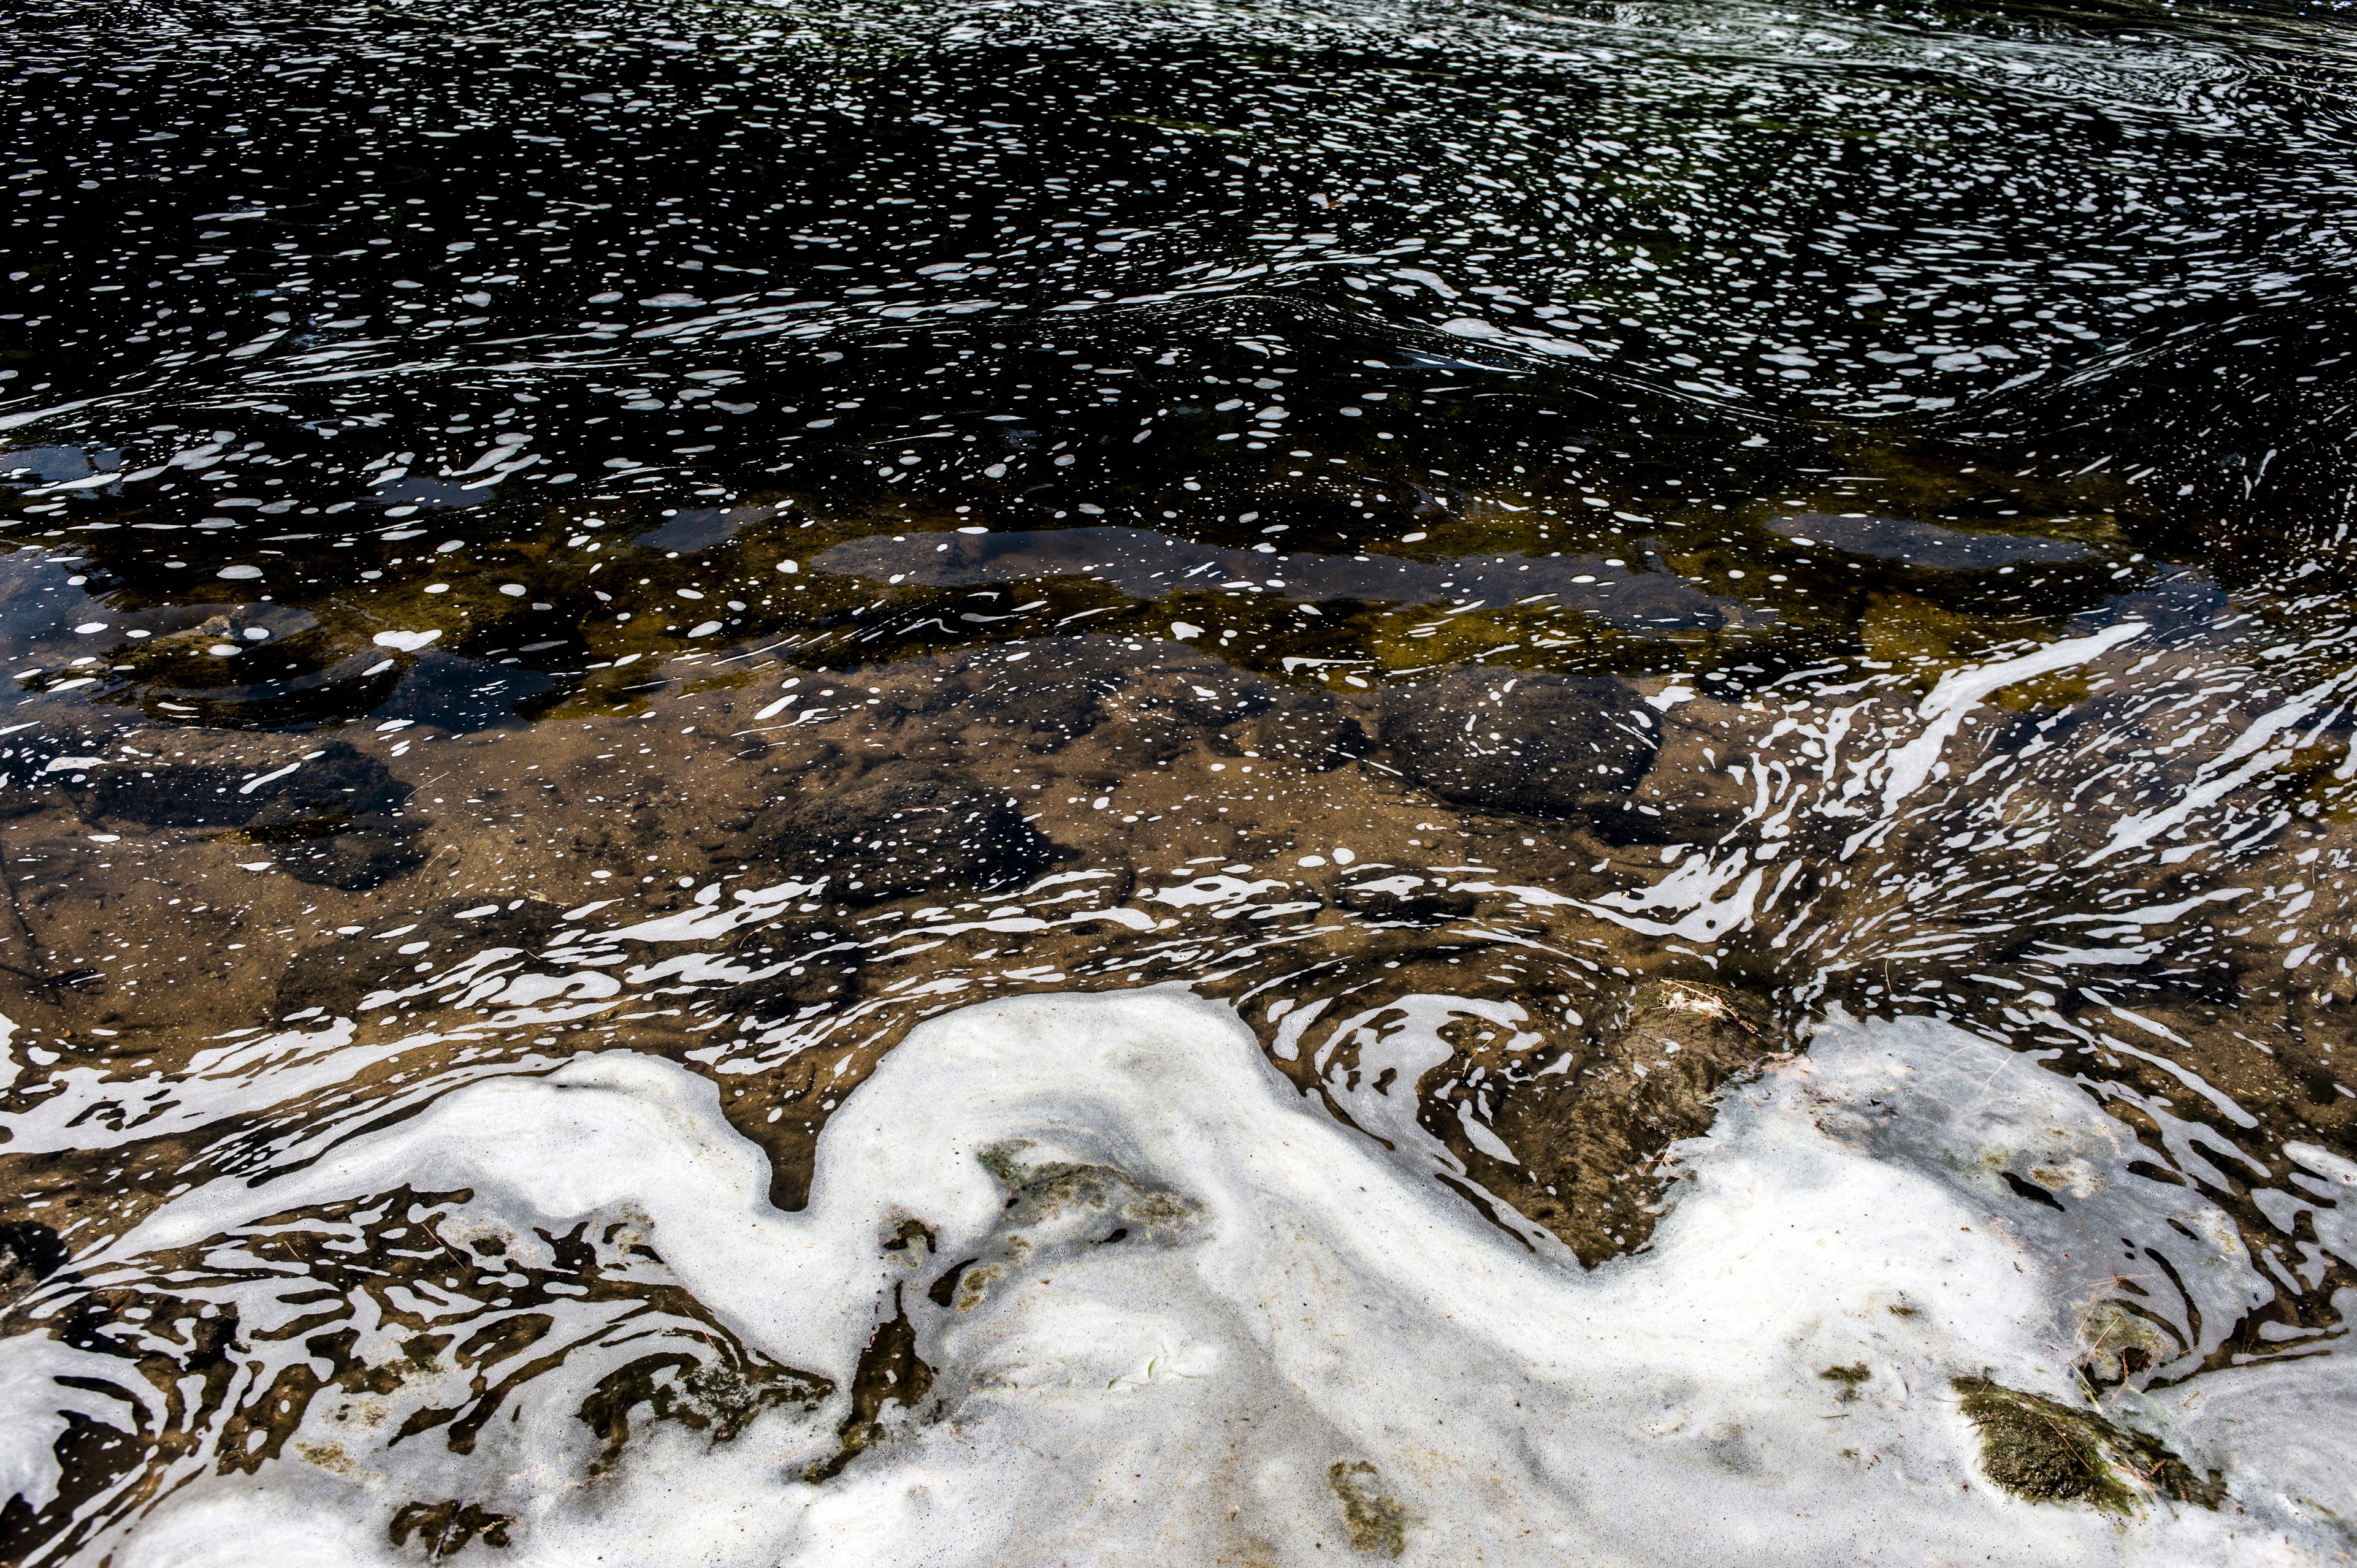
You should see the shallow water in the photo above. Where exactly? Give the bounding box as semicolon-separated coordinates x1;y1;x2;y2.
1;0;2353;1559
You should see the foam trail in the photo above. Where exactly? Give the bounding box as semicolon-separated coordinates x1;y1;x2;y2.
1880;620;2147;815
10;991;2342;1566
2084;666;2357;863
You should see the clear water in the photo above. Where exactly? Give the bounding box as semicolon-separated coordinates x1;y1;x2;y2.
1;0;2353;1558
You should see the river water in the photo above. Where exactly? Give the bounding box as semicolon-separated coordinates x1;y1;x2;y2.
1;0;2353;1561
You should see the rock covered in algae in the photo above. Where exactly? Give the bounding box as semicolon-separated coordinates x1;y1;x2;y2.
1953;1376;2223;1513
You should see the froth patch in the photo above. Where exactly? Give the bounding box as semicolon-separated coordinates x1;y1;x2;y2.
17;992;2344;1566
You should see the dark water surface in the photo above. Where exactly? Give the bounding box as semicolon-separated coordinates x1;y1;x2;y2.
2;0;2355;1559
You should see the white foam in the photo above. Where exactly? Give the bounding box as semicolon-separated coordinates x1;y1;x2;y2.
12;992;2347;1565
0;1016;377;1157
1879;622;2147;813
2085;666;2357;863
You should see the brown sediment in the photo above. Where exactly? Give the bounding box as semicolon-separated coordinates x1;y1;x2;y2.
0;576;2349;1377
387;1499;516;1558
1413;977;1777;1265
806;1284;934;1483
0;639;1733;1239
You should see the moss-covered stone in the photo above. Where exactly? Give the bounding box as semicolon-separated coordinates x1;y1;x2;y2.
1953;1376;2222;1513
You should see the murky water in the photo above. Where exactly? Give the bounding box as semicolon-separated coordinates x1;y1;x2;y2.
2;0;2353;1560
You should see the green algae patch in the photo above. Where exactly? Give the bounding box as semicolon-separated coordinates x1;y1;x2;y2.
947;1141;1204;1312
1858;593;2035;674
1326;1461;1410;1558
1952;1376;2222;1513
1848;593;2109;712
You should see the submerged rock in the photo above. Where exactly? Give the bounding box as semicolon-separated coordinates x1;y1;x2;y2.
1431;977;1776;1266
82;738;408;830
1771;511;2092;570
1378;669;1657;819
75;739;430;889
812;527;1736;634
735;763;1060;905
